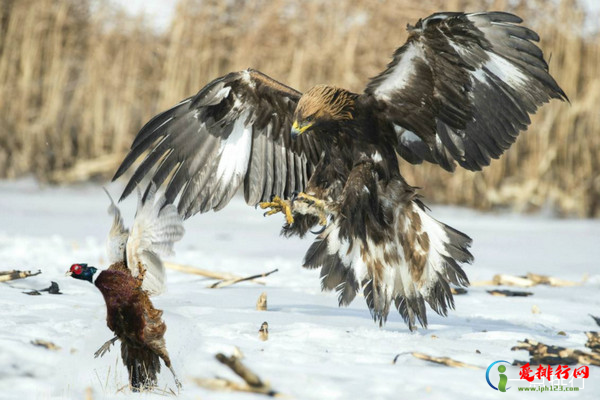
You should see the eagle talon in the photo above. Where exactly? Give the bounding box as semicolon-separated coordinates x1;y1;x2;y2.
311;224;328;235
259;196;294;225
263;209;281;217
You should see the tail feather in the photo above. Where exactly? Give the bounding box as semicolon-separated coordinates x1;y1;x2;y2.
442;224;474;265
303;224;362;307
392;204;472;329
121;342;161;391
395;295;428;329
302;198;473;330
426;272;454;316
441;254;470;286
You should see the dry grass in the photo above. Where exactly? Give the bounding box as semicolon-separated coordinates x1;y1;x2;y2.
0;0;598;216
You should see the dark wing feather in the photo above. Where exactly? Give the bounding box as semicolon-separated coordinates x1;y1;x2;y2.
363;11;567;171
113;69;321;218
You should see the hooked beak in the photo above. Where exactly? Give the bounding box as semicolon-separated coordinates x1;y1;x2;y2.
291;120;311;140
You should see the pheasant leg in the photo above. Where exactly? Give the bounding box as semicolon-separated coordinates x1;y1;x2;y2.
94;336;118;358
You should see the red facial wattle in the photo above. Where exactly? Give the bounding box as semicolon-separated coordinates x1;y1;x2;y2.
70;264;83;275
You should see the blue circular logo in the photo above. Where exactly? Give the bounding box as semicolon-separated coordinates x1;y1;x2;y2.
486;360;512;391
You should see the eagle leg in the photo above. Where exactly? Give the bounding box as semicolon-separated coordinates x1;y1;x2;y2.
293;192;323;207
94;336;118;358
259;196;294;225
292;192;328;226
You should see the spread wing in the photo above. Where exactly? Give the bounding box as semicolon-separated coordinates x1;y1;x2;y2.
113;69;322;219
364;12;567;171
104;188;129;264
126;184;185;296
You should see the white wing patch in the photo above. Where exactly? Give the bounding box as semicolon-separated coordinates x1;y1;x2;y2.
215;111;253;191
372;43;422;100
104;188;129;264
449;41;528;91
124;184;185;296
214;86;232;102
482;51;528;88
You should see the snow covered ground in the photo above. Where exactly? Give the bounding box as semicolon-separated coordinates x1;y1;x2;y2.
0;179;599;399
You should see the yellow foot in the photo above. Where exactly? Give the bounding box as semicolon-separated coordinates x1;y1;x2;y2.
293;192;328;226
259;196;294;225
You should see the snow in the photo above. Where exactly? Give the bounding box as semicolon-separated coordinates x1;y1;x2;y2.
1;179;599;399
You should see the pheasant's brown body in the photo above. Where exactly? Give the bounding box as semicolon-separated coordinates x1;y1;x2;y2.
94;261;173;391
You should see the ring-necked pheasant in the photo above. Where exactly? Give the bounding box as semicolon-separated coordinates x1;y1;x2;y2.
67;184;184;391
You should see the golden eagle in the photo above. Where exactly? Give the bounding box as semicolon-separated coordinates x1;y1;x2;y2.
113;12;566;329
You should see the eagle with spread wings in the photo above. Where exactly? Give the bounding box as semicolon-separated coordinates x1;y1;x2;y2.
113;12;566;330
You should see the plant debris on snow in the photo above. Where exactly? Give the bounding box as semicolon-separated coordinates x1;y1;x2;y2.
474;272;582;288
0;269;41;282
410;352;480;369
193;352;280;397
512;316;600;366
31;339;61;351
23;281;62;295
487;289;534;297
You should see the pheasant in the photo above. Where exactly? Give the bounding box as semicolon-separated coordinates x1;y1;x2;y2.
67;184;184;391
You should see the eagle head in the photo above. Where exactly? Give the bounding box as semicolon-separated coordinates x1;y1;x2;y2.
292;85;357;139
